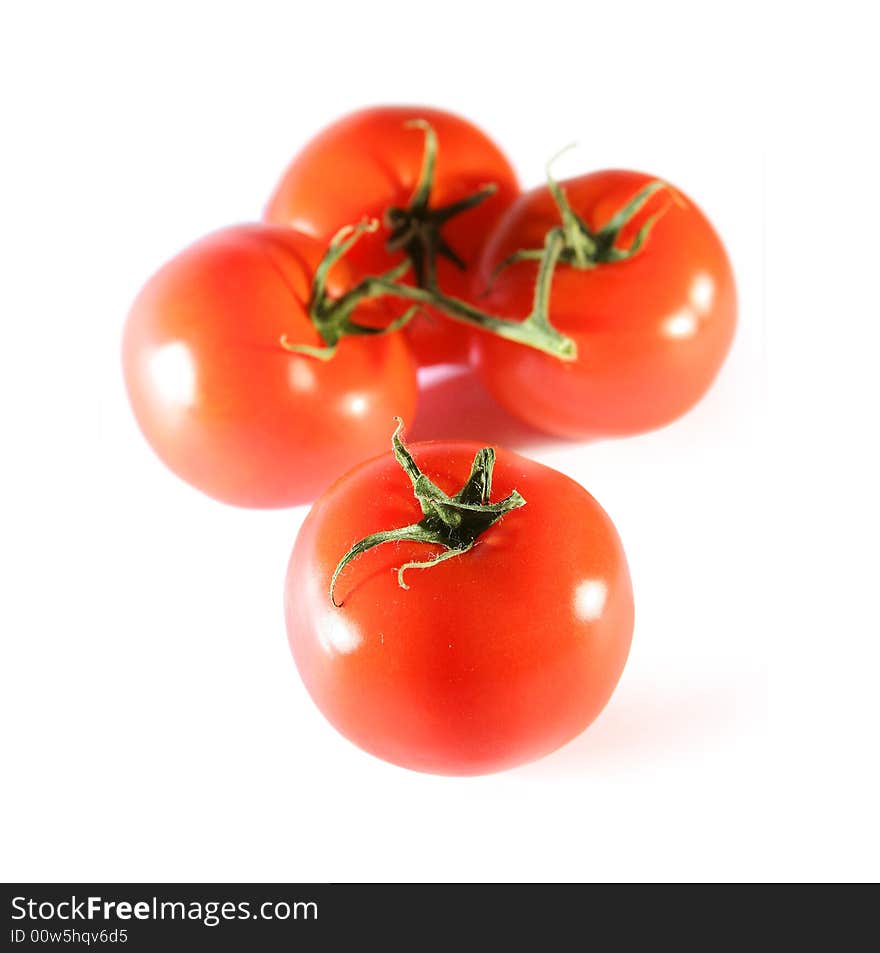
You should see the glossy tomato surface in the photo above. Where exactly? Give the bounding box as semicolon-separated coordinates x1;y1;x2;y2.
473;170;737;438
285;441;634;775
265;105;519;366
122;225;417;507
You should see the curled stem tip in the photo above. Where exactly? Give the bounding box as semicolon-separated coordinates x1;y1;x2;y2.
397;542;475;590
279;335;337;360
404;118;438;211
545;142;579;178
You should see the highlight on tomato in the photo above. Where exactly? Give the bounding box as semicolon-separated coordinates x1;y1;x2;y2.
284;420;634;775
265;105;520;366
122;225;417;508
471;168;737;439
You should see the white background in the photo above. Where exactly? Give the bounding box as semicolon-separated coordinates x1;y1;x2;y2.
2;2;877;883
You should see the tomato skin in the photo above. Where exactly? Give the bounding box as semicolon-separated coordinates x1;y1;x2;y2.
473;170;737;438
264;105;520;366
285;442;634;775
122;225;417;508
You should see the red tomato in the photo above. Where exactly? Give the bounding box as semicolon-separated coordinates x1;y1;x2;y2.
265;105;519;366
122;225;417;507
473;170;737;438
285;438;634;775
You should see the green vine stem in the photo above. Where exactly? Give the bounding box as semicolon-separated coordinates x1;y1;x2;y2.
332;226;575;359
329;418;525;607
279;118;577;362
282;127;676;363
282;215;577;360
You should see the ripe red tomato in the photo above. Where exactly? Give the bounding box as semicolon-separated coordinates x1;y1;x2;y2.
285;436;634;775
264;105;519;366
472;170;737;438
122;225;417;507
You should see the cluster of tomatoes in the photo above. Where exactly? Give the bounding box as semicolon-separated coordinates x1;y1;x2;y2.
123;105;736;775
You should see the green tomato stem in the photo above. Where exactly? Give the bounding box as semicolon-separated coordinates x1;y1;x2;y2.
329;419;526;607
